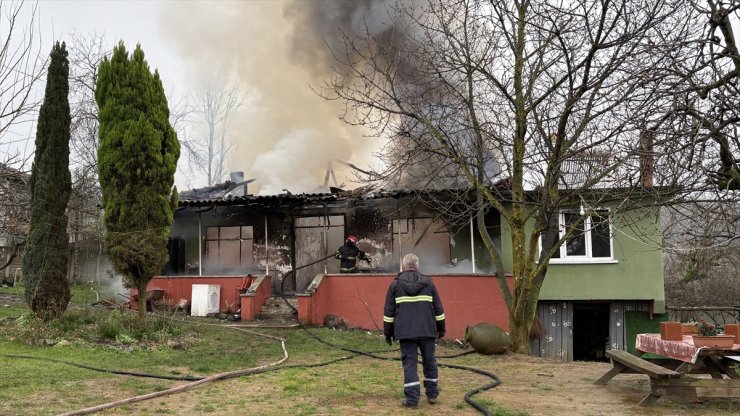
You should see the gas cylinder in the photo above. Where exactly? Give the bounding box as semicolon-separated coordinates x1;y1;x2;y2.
464;322;512;355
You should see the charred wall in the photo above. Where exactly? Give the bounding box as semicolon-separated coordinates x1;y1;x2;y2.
171;194;503;292
170;206;292;279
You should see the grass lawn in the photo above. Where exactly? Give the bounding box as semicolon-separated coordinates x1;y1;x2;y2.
1;299;738;416
0;282;120;307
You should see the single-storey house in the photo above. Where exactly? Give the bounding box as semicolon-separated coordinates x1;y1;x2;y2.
146;176;666;361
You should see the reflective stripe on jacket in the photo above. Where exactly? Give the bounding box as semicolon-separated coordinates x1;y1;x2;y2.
383;270;445;340
335;243;367;273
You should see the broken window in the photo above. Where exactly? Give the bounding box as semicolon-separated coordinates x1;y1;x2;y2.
392;218;450;268
205;225;254;272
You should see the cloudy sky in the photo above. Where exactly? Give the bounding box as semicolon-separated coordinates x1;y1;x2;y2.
14;0;388;194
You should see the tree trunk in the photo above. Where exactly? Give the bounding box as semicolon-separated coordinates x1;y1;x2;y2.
509;307;532;354
137;279;148;325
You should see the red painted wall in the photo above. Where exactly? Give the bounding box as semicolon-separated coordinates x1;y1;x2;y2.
297;274;513;340
240;276;272;320
131;275;252;313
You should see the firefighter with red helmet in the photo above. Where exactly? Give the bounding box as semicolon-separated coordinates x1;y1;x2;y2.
335;235;371;273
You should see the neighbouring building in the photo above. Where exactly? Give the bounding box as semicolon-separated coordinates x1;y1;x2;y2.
0;165;29;285
0;164;112;286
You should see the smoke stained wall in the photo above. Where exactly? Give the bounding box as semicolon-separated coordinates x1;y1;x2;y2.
161;1;392;194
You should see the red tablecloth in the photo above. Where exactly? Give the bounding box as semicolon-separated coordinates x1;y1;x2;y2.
636;333;740;363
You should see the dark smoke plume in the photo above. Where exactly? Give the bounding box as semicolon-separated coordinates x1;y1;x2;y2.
161;1;409;194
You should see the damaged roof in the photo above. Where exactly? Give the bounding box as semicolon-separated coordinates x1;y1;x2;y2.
177;181;419;208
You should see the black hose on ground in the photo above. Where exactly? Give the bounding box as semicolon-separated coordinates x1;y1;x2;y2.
297;322;499;416
278;256;501;416
54;322;362;416
0;353;202;381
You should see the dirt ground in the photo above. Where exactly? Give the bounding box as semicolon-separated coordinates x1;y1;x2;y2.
92;352;739;416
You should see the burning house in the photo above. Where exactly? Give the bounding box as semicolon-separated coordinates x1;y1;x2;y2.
141;174;666;362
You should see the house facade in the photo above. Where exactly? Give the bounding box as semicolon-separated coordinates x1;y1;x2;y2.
168;181;666;361
526;206;665;361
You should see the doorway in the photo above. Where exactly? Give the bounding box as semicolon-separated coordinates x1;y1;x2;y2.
293;216;344;291
573;302;610;362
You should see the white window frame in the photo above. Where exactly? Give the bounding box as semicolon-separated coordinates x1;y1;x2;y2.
548;209;617;264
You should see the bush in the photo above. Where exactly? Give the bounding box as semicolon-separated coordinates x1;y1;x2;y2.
97;310;126;340
2;307;187;347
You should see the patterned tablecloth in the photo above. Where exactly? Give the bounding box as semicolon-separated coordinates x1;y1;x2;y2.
636;333;740;363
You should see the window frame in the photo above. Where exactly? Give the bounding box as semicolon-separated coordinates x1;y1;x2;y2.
204;225;255;270
548;209;617;264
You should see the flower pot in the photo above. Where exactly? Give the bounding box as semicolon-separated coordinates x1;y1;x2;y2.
660;321;682;341
691;335;736;348
724;324;740;344
681;323;697;335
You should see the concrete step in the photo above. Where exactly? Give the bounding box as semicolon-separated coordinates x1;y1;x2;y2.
257;296;298;321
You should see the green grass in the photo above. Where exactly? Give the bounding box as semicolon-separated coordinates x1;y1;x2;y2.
0;282;118;306
0;308;388;415
2;306;736;416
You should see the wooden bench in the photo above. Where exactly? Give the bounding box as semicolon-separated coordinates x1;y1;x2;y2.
595;350;681;386
596;350;740;406
648;378;740;406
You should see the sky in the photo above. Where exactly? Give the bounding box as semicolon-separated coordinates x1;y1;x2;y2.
7;0;385;194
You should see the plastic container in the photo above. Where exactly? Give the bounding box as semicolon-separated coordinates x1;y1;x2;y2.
659;321;682;341
723;323;740;344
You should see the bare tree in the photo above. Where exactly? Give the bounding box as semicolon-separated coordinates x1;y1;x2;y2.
0;1;44;282
181;78;244;186
0;164;29;238
0;0;45;154
67;31;109;179
662;200;740;307
649;1;740;190
322;0;693;352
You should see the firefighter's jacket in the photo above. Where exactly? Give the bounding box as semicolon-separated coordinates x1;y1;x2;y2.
383;270;445;340
335;243;368;273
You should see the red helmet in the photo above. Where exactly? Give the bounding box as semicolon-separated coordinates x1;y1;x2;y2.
346;235;358;244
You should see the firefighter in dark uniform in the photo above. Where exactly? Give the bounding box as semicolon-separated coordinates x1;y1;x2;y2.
335;235;370;273
383;253;446;409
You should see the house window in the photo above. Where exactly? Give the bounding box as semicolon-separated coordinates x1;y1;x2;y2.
205;226;254;271
550;210;613;263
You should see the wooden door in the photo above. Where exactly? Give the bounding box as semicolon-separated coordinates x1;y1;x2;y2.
294;216;344;291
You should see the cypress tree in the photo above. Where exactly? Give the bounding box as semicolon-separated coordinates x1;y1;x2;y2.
95;43;180;323
22;41;72;319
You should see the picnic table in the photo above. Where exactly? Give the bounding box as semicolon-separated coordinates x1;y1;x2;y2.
635;333;740;378
595;333;740;406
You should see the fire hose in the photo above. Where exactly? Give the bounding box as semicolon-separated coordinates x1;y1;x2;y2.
4;254;501;415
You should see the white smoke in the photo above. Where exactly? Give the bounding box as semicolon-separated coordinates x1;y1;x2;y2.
252;129;351;194
161;1;385;194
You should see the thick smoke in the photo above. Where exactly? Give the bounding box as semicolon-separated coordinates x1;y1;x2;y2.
284;0;402;77
160;1;400;194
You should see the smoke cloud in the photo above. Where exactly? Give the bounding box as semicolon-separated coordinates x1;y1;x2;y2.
160;0;403;194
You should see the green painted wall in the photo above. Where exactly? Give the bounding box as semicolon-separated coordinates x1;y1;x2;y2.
465;205;665;313
535;207;665;313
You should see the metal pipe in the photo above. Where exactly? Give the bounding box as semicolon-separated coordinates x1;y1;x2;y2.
398;218;403;272
470;215;476;273
198;213;202;276
323;205;329;274
264;216;269;275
